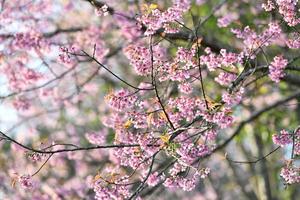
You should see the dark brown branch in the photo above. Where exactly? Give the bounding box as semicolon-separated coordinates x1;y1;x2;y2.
0;130;140;154
81;50;154;91
226;146;280;164
291;126;300;159
0;27;84;39
127;152;158;200
31;153;53;177
196;38;209;110
0;45;125;100
0;66;77;99
149;36;176;130
212;90;300;154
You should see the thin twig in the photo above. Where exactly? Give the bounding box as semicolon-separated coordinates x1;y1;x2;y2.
149;36;176;130
226;146;280;164
31;153;53;177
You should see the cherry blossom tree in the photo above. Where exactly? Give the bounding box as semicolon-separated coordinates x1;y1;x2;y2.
0;0;299;199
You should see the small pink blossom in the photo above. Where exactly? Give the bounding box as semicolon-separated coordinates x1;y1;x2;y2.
178;82;193;94
272;130;292;147
105;89;137;111
215;72;237;86
268;55;288;83
222;87;244;106
217;14;237;28
276;0;299;26
286;33;300;49
280;163;300;184
147;172;161;186
18;174;33;189
231;23;281;57
95;4;109;16
262;0;275;11
13;96;31;110
85;130;108;145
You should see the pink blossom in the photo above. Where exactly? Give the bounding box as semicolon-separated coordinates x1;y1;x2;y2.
137;0;191;35
217;14;237;28
196;0;206;5
276;0;299;26
114;15;142;41
272;130;292;147
231;23;281;57
286;33;300;49
262;0;275;11
178;176;197;191
18;174;33;189
215;72;237;86
204;108;234;129
204;129;217;141
13;31;43;50
268;55;288;83
201;49;241;71
280;164;300;184
95;4;109;16
147;172;161;186
13;96;31;110
197;168;210;179
222;87;244;106
58;46;72;64
124;44;165;76
105;89;137;111
85;130;108;145
294;129;300;155
178;82;193;94
27;152;46;162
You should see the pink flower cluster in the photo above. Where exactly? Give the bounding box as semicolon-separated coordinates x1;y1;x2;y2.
105;89;137;111
137;0;191;35
95;4;109;17
272;129;300;156
12;96;31;110
164;167;210;191
13;31;44;50
262;0;275;11
58;46;72;64
272;129;300;184
276;0;299;26
175;47;196;66
18;174;33;189
168;96;206;125
231;23;281;57
85;130;108;145
146;172;162;186
268;55;288;83
200;48;242;71
93;176;130;200
27;152;46;162
176;143;211;163
286;33;300;49
280;164;300;184
164;175;197;191
157;47;196;82
222;87;244;106
203;108;234;129
217;14;237;28
124;44;166;76
272;130;292;147
2;58;43;92
215;72;237;86
114;15;142;41
263;0;299;26
178;82;193;94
